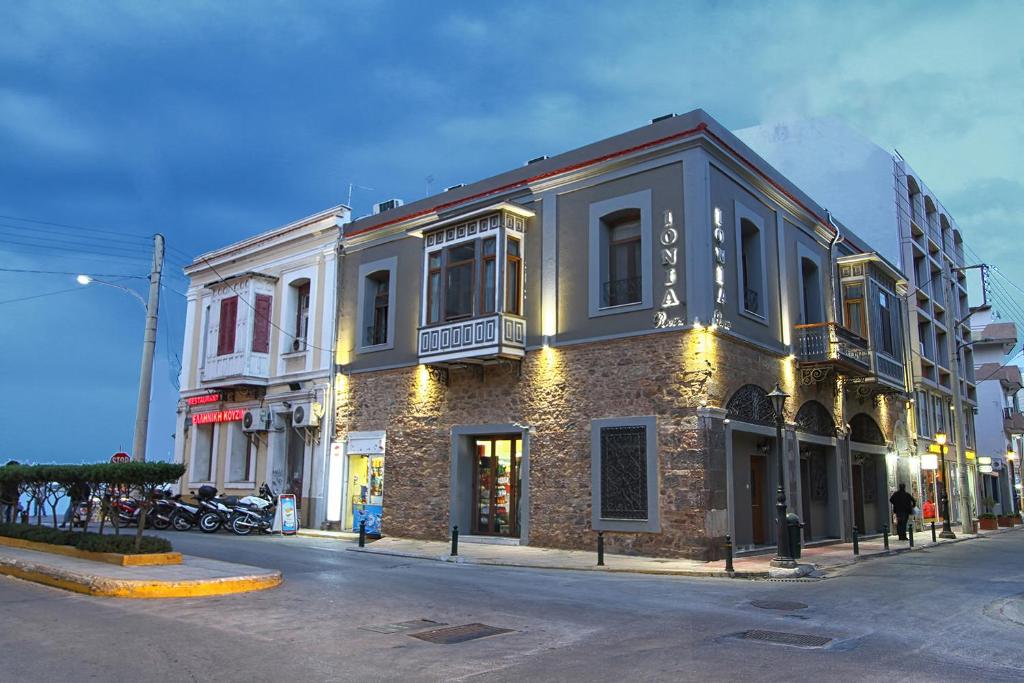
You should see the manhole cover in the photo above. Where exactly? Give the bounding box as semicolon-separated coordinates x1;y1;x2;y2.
410;623;513;644
360;619;446;634
736;630;831;648
751;600;808;611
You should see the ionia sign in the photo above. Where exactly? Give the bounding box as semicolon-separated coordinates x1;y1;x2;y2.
192;409;245;425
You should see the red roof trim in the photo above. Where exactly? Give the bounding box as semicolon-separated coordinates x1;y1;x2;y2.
347;120;836;239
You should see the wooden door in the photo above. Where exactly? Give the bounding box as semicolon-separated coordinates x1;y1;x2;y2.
852;464;865;533
751;455;767;546
800;458;813;541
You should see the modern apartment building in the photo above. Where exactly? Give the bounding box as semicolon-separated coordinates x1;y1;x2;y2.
173;205;349;527
736;117;979;530
971;308;1021;515
328;110;913;559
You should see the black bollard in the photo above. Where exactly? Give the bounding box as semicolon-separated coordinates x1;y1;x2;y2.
852;525;860;556
724;534;734;573
358;519;366;548
597;531;605;566
931;521;937;543
909;522;915;548
883;524;890;551
451;525;459;557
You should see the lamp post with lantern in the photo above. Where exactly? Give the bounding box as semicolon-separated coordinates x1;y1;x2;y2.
933;432;956;539
767;383;796;568
1008;449;1019;515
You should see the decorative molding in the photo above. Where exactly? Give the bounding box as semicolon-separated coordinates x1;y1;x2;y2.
725;384;777;426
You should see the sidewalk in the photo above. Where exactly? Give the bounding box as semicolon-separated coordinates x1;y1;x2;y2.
349;525;1023;579
0;545;282;598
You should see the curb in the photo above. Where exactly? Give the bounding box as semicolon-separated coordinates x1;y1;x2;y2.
346;546;767;579
0;536;182;566
0;555;282;598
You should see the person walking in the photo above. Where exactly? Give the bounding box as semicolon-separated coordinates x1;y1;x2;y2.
890;483;916;541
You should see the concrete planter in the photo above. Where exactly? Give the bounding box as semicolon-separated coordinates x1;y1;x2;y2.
0;535;182;566
979;517;999;531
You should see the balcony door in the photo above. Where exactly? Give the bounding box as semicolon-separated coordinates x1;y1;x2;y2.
472;436;522;537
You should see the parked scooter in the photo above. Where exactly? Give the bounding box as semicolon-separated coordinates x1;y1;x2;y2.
169;486;224;531
228;483;276;536
196;486;239;533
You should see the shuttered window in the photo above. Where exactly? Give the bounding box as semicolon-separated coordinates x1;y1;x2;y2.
252;294;272;353
599;425;648;520
217;296;238;356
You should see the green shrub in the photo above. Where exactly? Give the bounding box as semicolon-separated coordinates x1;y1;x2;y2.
76;534;172;555
0;523;172;555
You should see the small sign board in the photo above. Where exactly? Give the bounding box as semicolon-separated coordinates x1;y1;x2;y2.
110;452;131;464
278;494;298;535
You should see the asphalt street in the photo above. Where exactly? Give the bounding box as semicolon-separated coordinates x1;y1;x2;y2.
2;528;1023;682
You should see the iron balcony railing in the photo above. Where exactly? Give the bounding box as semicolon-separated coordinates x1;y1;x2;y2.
744;288;760;315
602;277;642;308
794;322;872;372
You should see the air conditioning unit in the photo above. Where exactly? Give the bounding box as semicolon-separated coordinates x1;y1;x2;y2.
373;198;404;215
242;409;269;433
292;403;321;428
292;337;306;352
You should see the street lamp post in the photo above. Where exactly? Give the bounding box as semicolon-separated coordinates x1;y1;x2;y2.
934;432;956;539
77;234;163;462
768;383;796;568
1008;449;1018;514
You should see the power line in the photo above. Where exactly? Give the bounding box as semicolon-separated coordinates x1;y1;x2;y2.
0;237;155;262
0;277;134;306
0;267;144;278
0;213;152;239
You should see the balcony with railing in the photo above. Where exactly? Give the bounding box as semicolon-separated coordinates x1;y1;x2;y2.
200;351;270;385
418;313;526;364
417;203;532;365
1004;407;1024;434
795;322;872;378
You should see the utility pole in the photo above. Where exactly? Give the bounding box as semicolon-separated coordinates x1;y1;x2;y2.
945;263;981;533
132;233;164;462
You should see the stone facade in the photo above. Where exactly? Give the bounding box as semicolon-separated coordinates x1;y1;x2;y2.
335;324;908;561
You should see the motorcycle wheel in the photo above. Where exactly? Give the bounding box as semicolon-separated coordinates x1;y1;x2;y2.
151;511;172;531
230;514;252;536
198;511;221;533
170;510;193;532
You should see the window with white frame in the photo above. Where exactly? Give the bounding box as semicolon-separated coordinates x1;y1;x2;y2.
357;256;397;352
227;421;254;483
590;416;659;532
932;396;946;435
916;390;930;439
192;423;214;482
291;279;311;351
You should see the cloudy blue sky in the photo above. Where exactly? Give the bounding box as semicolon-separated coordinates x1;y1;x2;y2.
1;1;1022;463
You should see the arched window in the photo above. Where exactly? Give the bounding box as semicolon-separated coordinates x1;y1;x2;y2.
725;384;777;426
601;208;642;307
849;413;885;445
795;400;836;437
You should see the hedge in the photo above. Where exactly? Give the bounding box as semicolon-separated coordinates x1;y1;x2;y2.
0;523;172;555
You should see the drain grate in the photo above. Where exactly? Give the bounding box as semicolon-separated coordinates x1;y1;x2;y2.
751;600;808;611
360;619;446;634
410;623;513;644
736;630;831;648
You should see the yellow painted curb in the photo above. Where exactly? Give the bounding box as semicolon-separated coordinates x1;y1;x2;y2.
0;536;182;566
0;560;282;598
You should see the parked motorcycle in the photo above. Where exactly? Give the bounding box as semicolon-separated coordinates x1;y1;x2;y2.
148;488;176;531
196;486;239;534
228;484;277;536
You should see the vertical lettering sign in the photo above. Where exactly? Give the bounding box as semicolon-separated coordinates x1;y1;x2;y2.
711;207;729;328
654;210;685;328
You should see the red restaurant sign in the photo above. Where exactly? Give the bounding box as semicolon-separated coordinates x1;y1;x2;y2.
187;393;222;407
192;409;245;425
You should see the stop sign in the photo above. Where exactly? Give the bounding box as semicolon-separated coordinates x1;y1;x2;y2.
110;452;131;464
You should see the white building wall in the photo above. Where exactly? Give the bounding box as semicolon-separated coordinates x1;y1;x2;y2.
976;379;1008;458
734;118;901;268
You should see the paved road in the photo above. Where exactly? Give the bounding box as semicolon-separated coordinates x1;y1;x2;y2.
2;527;1023;682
